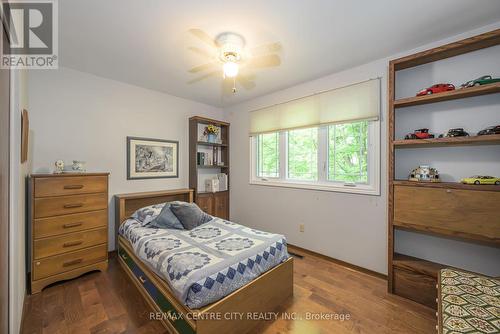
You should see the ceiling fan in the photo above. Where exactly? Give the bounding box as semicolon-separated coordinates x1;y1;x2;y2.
187;29;282;94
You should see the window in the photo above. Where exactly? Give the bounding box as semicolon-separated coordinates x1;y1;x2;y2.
256;132;279;178
328;121;368;183
288;128;318;181
251;120;379;195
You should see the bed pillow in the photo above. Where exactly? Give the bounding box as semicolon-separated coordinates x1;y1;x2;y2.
170;202;212;230
149;203;184;230
131;203;165;226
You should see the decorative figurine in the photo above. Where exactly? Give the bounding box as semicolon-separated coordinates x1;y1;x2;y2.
461;175;500;185
438;128;469;138
71;160;86;172
54;160;65;174
477;125;500;136
460;75;500;88
404;128;435;140
416;83;455;96
408;165;440;182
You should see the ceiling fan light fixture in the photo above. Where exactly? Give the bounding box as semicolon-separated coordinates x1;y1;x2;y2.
223;61;239;78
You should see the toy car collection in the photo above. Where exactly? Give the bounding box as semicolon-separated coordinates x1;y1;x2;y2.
416;83;455;96
408;166;440;182
477;125;500;136
438;128;469;138
404;128;435;140
460;75;500;88
461;175;500;185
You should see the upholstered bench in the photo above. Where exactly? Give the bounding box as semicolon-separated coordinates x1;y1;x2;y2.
437;268;499;334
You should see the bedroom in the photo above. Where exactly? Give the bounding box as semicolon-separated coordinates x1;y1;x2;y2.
1;1;499;333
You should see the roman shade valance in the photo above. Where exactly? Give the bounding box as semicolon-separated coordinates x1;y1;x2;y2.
249;78;380;135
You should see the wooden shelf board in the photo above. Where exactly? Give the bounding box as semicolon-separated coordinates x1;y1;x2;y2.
393;222;500;247
197;190;229;195
197;165;229;169
197;141;228;147
189;116;229;127
392;28;500;70
393;83;500;108
393;134;500;148
392;253;446;278
393;180;500;192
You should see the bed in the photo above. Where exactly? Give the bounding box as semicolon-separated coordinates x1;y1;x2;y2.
115;189;294;334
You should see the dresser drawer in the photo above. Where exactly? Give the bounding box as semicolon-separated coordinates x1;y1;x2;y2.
393;267;437;309
34;210;107;239
394;185;500;243
34;175;107;197
34;227;107;259
34;193;108;218
33;244;107;280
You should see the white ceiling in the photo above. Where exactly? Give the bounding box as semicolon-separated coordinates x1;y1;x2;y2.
59;0;500;107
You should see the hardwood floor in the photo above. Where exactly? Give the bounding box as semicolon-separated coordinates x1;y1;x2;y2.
21;248;436;334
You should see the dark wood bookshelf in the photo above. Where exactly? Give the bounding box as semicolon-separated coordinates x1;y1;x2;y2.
189;116;230;220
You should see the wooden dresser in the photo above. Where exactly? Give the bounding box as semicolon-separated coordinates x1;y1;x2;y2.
29;173;109;293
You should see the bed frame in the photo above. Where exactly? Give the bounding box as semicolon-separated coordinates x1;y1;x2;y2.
114;189;294;334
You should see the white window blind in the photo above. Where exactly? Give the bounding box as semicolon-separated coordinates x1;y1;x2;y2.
249;78;380;135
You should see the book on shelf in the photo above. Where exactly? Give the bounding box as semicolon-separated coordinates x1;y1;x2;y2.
217;173;228;191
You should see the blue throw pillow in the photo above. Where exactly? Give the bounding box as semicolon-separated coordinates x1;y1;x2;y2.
131;203;165;226
170;202;212;230
149;203;184;230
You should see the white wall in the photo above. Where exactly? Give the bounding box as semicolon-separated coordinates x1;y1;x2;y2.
9;69;29;334
28;67;224;250
225;22;500;275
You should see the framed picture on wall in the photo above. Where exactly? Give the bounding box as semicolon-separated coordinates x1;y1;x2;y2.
127;137;179;180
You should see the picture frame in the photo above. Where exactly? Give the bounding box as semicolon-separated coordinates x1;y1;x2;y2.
21;109;29;163
127;136;179;180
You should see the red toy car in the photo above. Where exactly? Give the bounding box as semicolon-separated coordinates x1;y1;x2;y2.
404;128;435;140
416;83;455;96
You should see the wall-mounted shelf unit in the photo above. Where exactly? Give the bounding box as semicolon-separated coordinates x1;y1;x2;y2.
388;28;500;309
189;116;230;220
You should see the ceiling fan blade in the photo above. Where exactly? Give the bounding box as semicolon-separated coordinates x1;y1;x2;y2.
189;28;217;48
188;46;216;59
247;54;281;68
237;75;256;90
221;77;235;96
250;42;282;55
188;62;219;73
187;71;221;84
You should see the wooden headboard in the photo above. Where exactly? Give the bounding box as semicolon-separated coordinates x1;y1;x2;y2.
114;189;194;244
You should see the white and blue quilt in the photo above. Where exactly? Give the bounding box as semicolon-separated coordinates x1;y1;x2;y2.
119;217;289;309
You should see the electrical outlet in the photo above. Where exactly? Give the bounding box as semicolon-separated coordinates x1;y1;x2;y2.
299;224;305;232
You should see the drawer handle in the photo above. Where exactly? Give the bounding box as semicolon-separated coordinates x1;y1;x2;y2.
64;184;84;190
64;203;83;209
63;258;83;267
138;276;147;284
63;240;83;247
63;222;83;228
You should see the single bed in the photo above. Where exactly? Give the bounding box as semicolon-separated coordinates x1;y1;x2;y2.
115;189;293;334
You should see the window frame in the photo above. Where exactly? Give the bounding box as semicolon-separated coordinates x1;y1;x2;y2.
249;120;380;196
